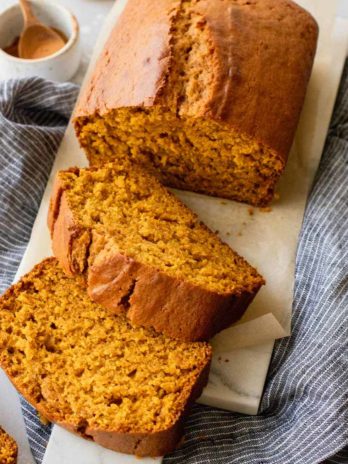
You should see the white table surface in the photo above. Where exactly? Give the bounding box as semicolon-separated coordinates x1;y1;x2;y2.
338;0;348;16
0;1;348;464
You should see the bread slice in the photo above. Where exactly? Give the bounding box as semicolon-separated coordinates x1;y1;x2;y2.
0;258;211;457
48;162;264;341
74;0;318;206
0;427;17;464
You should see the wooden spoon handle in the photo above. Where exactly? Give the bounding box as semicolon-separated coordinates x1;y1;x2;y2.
19;0;39;27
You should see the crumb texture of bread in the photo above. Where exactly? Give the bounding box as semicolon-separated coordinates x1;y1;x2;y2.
48;162;264;341
0;259;211;457
74;0;318;206
0;427;17;464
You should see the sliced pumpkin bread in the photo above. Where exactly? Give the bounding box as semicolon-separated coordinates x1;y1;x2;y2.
0;258;211;457
48;162;264;341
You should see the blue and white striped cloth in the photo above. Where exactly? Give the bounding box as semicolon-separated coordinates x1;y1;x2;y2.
0;61;347;463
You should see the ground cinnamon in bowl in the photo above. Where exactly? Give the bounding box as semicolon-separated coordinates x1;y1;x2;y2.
3;37;20;57
2;28;67;59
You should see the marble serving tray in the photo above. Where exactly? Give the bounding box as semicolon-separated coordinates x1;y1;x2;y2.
0;0;347;463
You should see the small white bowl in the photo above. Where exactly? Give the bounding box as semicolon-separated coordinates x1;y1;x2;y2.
0;0;81;82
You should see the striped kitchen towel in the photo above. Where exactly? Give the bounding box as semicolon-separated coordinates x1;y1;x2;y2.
0;61;347;463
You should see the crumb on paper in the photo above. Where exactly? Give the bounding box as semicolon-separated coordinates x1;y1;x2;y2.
226;231;231;236
220;200;227;205
215;230;220;234
218;356;222;361
224;359;229;363
259;207;272;213
248;207;254;216
238;232;242;236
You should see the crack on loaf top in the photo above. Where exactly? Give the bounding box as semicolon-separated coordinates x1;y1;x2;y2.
161;0;216;117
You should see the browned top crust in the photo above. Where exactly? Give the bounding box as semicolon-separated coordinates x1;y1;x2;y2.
74;0;318;163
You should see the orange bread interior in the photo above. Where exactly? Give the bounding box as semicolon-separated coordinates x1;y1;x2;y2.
0;258;211;455
54;162;264;295
0;427;17;464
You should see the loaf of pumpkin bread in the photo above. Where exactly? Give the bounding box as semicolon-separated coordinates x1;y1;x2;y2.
48;162;264;341
0;427;17;464
74;0;318;206
0;258;211;457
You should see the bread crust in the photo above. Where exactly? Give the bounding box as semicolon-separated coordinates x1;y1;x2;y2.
0;259;211;457
87;250;258;341
74;0;318;165
61;359;210;457
48;171;263;342
48;170;91;277
4;357;210;457
3;348;210;457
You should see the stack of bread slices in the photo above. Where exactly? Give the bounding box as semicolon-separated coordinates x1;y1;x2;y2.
0;0;317;458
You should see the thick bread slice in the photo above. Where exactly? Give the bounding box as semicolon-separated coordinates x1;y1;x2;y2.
48;162;264;341
0;258;211;457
